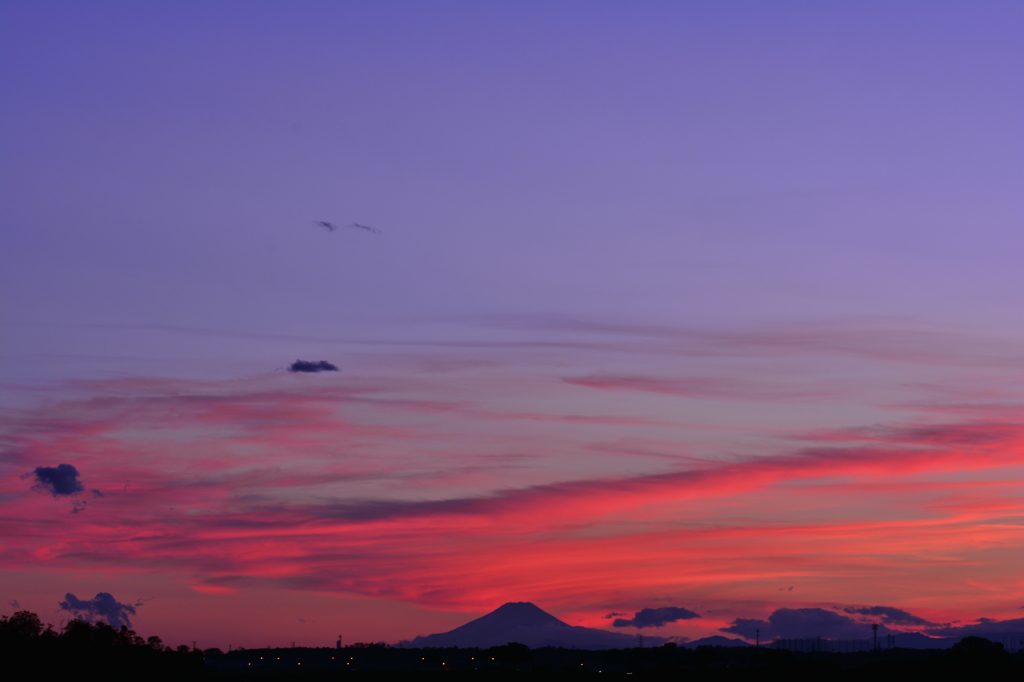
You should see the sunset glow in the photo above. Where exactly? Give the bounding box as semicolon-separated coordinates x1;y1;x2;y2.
2;1;1023;650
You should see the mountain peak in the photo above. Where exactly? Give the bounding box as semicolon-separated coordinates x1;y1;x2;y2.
409;602;660;649
480;602;567;629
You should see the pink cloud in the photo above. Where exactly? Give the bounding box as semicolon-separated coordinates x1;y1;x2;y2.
4;321;1024;638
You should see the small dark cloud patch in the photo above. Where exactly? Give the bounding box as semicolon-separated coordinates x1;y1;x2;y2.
843;606;937;627
58;592;142;628
27;464;84;497
604;612;627;619
71;501;88;514
8;599;19;609
614;607;701;628
288;360;339;373
91;489;104;497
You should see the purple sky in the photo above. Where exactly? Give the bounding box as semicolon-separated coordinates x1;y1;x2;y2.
2;1;1024;649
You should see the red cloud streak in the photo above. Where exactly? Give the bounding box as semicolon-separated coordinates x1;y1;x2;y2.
2;374;1024;633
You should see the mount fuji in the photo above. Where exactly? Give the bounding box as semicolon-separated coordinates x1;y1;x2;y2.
409;602;665;649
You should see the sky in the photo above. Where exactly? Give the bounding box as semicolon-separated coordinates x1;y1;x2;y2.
2;0;1024;649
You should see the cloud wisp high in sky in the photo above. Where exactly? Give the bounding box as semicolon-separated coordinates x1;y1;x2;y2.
1;1;1024;649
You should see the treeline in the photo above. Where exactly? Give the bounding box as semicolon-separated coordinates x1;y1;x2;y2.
0;610;206;680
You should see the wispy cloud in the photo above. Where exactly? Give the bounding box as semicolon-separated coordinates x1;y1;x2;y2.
3;319;1024;625
564;374;835;401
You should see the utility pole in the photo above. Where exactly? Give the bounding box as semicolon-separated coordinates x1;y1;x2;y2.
872;623;878;650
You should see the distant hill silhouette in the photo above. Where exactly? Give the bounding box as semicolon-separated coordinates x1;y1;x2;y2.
682;635;750;648
410;602;664;649
893;632;956;649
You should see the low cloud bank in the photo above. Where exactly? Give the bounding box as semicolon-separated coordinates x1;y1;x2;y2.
844;606;937;627
925;617;1024;637
723;608;889;640
614;607;701;628
58;592;141;628
723;606;1024;642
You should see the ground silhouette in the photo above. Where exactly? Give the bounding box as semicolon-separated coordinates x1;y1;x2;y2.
0;610;205;680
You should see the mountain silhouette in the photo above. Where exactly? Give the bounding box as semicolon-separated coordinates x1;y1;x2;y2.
682;635;750;648
410;602;664;649
893;632;956;649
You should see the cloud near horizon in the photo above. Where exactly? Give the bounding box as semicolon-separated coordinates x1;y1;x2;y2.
924;618;1024;637
722;608;889;640
613;607;701;628
843;606;937;627
58;592;141;629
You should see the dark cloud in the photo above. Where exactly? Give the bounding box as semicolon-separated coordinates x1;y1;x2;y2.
613;607;701;629
722;608;883;640
58;592;141;628
720;617;771;640
604;612;627;619
288;360;339;373
843;606;937;627
8;599;19;609
27;464;84;497
70;500;88;514
926;617;1024;637
91;489;104;497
